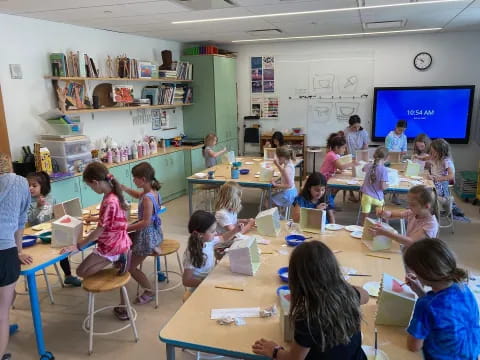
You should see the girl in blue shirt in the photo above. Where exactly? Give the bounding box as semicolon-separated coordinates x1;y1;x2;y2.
292;172;333;224
404;238;480;360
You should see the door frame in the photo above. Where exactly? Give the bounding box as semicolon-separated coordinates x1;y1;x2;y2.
0;85;11;157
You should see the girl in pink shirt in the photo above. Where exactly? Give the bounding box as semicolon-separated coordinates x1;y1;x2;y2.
374;185;439;248
319;132;355;220
61;162;132;277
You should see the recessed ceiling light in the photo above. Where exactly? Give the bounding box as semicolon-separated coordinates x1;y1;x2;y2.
231;27;442;43
172;0;465;24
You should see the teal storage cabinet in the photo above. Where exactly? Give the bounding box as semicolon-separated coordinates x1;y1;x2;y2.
110;164;135;202
149;150;185;202
181;55;238;147
51;177;82;204
80;181;103;208
191;147;205;174
170;150;185;195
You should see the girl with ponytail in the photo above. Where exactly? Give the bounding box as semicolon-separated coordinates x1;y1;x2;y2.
120;162;163;306
403;238;480;358
359;146;389;224
61;161;132;288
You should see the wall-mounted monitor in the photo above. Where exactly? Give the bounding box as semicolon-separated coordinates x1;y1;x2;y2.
372;86;475;144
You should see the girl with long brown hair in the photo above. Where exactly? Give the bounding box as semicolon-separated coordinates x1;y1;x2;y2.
252;241;369;360
182;210;241;290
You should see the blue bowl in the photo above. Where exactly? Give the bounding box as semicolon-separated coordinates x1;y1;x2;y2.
278;266;289;283
285;234;306;246
276;285;290;296
22;235;37;248
240;169;250;175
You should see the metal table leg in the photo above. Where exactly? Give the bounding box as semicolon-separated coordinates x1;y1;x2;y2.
166;343;176;360
188;181;193;216
26;272;54;359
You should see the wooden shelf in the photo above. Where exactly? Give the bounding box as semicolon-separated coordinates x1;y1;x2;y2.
44;76;192;83
63;103;192;114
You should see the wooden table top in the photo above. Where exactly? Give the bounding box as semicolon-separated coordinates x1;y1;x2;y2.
328;163;434;193
187;156;303;186
160;224;420;360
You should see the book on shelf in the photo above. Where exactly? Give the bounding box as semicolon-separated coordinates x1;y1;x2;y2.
50;53;67;77
175;61;192;80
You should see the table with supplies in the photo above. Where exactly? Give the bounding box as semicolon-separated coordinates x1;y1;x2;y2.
19;203;165;360
159;223;421;360
186;157;304;216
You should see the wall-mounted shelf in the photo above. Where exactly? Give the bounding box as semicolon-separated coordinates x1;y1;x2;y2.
63;103;193;115
44;76;192;83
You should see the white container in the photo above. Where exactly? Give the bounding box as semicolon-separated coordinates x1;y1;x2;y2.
41;138;91;157
52;215;83;248
51;151;92;172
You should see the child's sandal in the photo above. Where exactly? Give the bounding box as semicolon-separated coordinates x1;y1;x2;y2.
134;293;154;305
113;306;129;321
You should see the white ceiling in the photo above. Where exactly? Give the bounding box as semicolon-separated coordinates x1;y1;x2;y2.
1;0;480;43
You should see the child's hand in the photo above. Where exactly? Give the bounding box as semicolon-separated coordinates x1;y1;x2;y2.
371;224;392;237
60;245;77;254
234;223;243;233
316;203;327;211
405;273;425;297
19;253;33;265
37;195;46;207
222;147;227;152
376;208;391;219
336;168;343;174
248;218;256;226
252;338;278;357
271;180;276;187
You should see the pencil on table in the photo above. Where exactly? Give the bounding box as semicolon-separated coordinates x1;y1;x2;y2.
366;253;391;260
214;285;244;292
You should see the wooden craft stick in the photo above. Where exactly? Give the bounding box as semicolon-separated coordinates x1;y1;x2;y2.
366;253;391;260
214;285;244;292
333;250;343;254
261;251;274;254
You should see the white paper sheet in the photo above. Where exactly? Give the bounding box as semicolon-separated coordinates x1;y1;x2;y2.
211;307;261;319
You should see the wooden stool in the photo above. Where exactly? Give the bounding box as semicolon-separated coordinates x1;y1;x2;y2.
139;239;183;308
82;269;139;355
306;147;322;174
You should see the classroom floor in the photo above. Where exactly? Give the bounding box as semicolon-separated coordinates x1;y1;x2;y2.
8;189;480;360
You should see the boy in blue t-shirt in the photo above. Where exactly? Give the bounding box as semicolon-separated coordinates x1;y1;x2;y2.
385;119;408;153
404;238;480;360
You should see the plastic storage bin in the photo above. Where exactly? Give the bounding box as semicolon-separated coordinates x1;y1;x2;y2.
41;139;91;157
51;152;92;172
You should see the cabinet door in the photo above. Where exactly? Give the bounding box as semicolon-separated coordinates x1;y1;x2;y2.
51;177;82;204
214;57;237;142
110;164;134;202
80;180;103;208
192;147;206;173
171;151;185;194
150;155;171;199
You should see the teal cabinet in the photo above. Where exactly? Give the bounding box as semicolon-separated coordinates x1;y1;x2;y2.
181;55;237;143
170;150;185;195
191;147;205;174
51;177;82;204
110;164;135;202
149;155;170;200
80;181;103;208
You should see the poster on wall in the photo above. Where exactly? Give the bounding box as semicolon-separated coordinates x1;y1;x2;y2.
251;57;262;69
252;80;262;93
251;96;263;117
250;56;277;118
263;96;279;118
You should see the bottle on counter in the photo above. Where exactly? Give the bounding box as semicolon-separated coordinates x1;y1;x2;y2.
150;138;157;153
114;148;121;163
132;142;138;159
107;148;113;164
137;141;143;158
127;145;132;160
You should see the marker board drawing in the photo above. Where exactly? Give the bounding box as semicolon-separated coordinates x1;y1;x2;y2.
276;52;374;146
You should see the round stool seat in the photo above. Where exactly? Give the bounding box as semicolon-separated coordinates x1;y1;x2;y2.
83;269;130;293
157;239;180;256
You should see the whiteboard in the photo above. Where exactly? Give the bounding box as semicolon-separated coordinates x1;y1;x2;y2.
276;53;374;146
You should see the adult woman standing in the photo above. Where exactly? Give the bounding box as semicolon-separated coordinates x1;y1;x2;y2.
344;115;369;202
0;153;32;360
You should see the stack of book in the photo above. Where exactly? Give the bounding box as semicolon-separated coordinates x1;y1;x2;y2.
158;84;175;105
158;70;177;79
175;61;192;80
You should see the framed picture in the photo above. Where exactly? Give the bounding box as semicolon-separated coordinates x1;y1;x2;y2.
112;85;134;103
152;109;161;130
138;61;153;79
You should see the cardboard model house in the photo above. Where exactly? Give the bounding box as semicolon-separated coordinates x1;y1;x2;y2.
375;273;416;327
264;147;276;161
362;217;397;251
256;207;281;236
388;151;402;164
405;160;422;177
387;168;400;186
299;207;326;233
52;215;83;248
355;149;370;162
260;166;274;182
228;237;261;276
352;161;367;179
278;288;293;342
337;154;352;166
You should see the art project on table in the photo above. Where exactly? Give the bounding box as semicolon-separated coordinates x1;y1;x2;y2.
361;218;397;251
228;237;261;276
264;147;276;160
355;149;370;162
256;207;281;236
375;273;416;327
278;288;293;342
299;207;326;233
337;154;353;166
405;159;422;177
352;160;367;178
386;167;400;186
